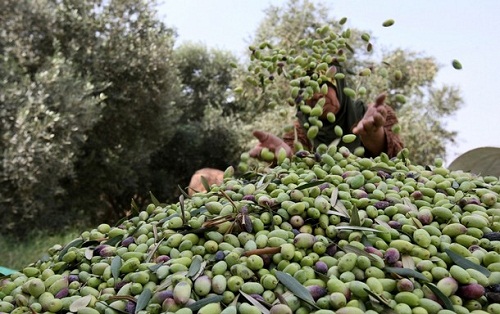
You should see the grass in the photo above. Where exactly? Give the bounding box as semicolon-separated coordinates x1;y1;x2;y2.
0;229;82;271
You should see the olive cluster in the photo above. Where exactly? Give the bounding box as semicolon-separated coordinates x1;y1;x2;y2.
240;21;406;144
1;145;500;314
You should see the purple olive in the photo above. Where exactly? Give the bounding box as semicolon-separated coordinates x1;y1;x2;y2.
68;275;79;283
214;250;225;261
155;255;170;263
365;246;383;258
55;287;69;299
99;246;116;257
384;248;400;265
457;283;486;300
374;201;390;209
306;285;327;300
151;290;174;304
411;191;423;200
242;195;256;202
388;221;402;229
126;300;136;314
314;261;328;274
114;280;128;290
397;278;414;292
121;236;135;247
417;210;433;225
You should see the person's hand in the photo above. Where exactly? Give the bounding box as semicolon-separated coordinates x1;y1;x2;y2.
352;93;387;136
249;130;293;160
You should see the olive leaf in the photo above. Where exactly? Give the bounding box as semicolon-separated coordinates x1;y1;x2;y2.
363;288;396;312
200;175;211;193
149;191;165;207
179;194;186;224
58;238;84;261
335;202;350;218
371;165;395;174
374;218;392;229
84;248;94;260
275;271;316;306
145;238;164;263
330;187;339;205
326;209;349;218
425;283;454;310
178;184;191;199
239;290;271;314
154;275;174;292
295;180;326;190
130;198;140;214
69;295;92;312
105;235;124;247
111;256;122;282
255;173;267;189
114;215;131;227
445;248;491;276
187;255;203;278
159;213;180;224
342;244;378;262
135;288;152;313
402;197;418;212
81;240;100;248
190;207;208;216
95;301;128;314
401;255;415;269
384;266;429;282
335;226;382;233
148;261;165;272
350;205;361;226
186;295;224;311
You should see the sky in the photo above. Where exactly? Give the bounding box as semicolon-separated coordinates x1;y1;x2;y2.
156;0;500;165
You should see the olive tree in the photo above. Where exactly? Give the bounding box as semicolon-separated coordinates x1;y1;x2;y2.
0;0;182;235
144;43;243;203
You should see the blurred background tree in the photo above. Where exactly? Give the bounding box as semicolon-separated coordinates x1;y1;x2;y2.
145;43;242;202
0;0;183;236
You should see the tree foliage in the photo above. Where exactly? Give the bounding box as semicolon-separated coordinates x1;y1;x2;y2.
174;43;237;120
0;54;103;231
0;0;183;235
145;43;242;203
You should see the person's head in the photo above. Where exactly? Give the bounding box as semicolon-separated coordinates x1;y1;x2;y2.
306;82;340;119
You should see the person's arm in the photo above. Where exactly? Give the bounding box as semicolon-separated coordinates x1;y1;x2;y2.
380;105;404;158
282;120;313;153
353;94;404;158
249;130;293;159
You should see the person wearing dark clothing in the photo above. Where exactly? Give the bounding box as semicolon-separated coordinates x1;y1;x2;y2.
250;65;404;159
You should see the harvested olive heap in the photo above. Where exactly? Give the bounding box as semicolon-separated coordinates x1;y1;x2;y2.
1;19;495;314
2;147;500;314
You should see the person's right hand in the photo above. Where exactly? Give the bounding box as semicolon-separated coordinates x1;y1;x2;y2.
248;130;293;160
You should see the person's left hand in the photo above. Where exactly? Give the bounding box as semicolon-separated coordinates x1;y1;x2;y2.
352;93;387;136
248;130;293;159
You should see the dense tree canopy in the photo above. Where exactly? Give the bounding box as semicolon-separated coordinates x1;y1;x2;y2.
0;0;183;234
